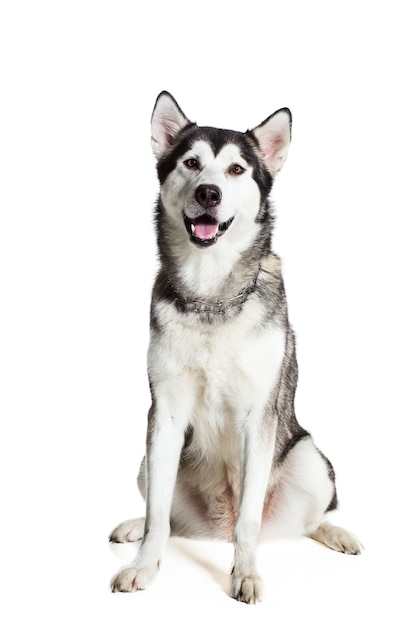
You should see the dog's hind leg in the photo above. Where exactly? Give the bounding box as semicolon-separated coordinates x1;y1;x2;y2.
263;436;363;555
109;518;145;543
109;458;147;543
308;520;363;555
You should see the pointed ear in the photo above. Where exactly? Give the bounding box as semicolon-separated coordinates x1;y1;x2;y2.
250;108;292;177
151;91;192;158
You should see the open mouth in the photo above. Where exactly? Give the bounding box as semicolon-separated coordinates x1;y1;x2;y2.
184;214;234;247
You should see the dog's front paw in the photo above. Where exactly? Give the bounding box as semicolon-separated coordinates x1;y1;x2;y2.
232;572;264;604
109;518;144;543
111;564;158;593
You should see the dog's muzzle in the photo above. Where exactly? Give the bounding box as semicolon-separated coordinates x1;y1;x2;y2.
184;184;234;247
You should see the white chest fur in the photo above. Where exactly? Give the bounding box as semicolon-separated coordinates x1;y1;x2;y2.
148;298;286;457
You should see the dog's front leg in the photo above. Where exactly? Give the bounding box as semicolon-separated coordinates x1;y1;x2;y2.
111;399;186;593
232;416;275;603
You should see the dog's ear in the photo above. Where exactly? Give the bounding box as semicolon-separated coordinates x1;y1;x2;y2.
250;108;292;177
151;91;192;158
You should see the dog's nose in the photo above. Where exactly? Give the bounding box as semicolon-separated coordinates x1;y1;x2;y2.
195;184;222;209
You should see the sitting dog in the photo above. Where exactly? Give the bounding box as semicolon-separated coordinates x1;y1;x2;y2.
110;92;362;603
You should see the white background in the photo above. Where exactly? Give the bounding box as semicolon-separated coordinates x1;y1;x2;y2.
1;1;416;624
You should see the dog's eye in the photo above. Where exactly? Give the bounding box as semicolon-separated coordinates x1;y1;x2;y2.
184;158;199;170
229;163;245;175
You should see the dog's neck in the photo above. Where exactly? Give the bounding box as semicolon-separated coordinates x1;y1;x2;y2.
170;267;261;316
155;207;273;318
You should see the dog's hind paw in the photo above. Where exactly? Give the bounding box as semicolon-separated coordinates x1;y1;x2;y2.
309;521;364;555
232;573;264;604
108;518;145;543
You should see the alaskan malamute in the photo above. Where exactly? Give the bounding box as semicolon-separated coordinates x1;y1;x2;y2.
110;92;362;603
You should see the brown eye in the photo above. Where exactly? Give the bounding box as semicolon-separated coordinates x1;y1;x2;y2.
229;163;245;175
184;158;199;170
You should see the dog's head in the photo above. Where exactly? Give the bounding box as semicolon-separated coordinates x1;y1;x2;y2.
151;91;291;251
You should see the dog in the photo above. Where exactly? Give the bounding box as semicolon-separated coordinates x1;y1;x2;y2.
109;91;362;603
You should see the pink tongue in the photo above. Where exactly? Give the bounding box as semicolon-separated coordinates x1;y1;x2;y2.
194;222;219;240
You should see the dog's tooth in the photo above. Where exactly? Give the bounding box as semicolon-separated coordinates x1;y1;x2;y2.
191;223;195;234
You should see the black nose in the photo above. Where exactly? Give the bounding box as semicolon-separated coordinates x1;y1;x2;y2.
195;184;222;209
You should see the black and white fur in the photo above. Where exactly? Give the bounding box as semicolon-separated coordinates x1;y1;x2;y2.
110;92;362;603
